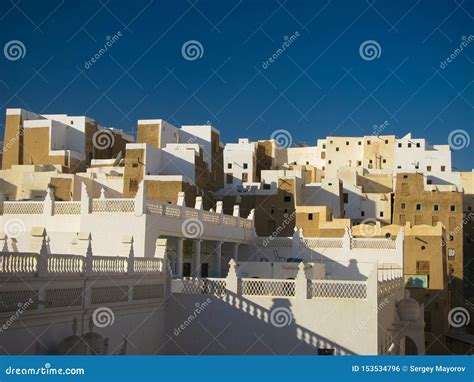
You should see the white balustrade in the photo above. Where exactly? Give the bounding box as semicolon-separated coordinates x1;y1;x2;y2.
0;252;38;273
240;278;296;297
309;279;367;299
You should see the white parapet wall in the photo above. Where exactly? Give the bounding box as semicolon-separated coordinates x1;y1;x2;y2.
166;261;410;355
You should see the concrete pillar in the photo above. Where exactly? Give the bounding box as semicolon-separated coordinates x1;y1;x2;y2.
134;180;147;215
176;238;184;277
226;259;238;294
80;182;91;215
232;242;239;262
43;186;54;216
192;239;202;277
214;241;223;277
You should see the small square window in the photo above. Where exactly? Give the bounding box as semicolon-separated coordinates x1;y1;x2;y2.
367;140;371;145
397;166;402;169
346;141;349;145
361;211;365;217
416;203;422;210
398;143;402;148
308;213;313;220
336;147;339;152
441;166;446;172
284;196;291;203
328;160;332;164
427;166;431;172
427;180;432;185
271;209;275;214
385;139;388;144
243;163;248;169
401;203;406;209
322;144;326;149
408;143;412;148
450;205;456;212
358;141;362;146
434;205;439;211
380;211;384;217
227;163;232;169
382;159;387;164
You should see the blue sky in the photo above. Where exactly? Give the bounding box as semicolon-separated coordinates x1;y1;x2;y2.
0;0;472;169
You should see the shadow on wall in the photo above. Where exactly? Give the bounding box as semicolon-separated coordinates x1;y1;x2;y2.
161;289;355;355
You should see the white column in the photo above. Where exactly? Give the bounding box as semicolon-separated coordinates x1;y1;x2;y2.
214;241;223;277
232;243;239;262
192;239;202;277
176;238;184;278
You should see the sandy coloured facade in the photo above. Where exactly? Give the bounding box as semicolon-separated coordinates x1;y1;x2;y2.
0;107;472;355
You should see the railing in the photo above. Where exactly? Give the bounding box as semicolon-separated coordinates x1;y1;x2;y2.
134;258;164;273
309;279;367;299
146;202;252;231
302;238;343;249
2;201;44;215
92;256;128;273
0;252;38;273
0;252;165;276
91;199;135;213
48;254;84;274
377;268;403;298
179;277;227;295
53;201;81;215
353;238;396;250
240;278;296;297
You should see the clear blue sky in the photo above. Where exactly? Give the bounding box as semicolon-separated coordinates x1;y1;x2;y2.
0;0;472;169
